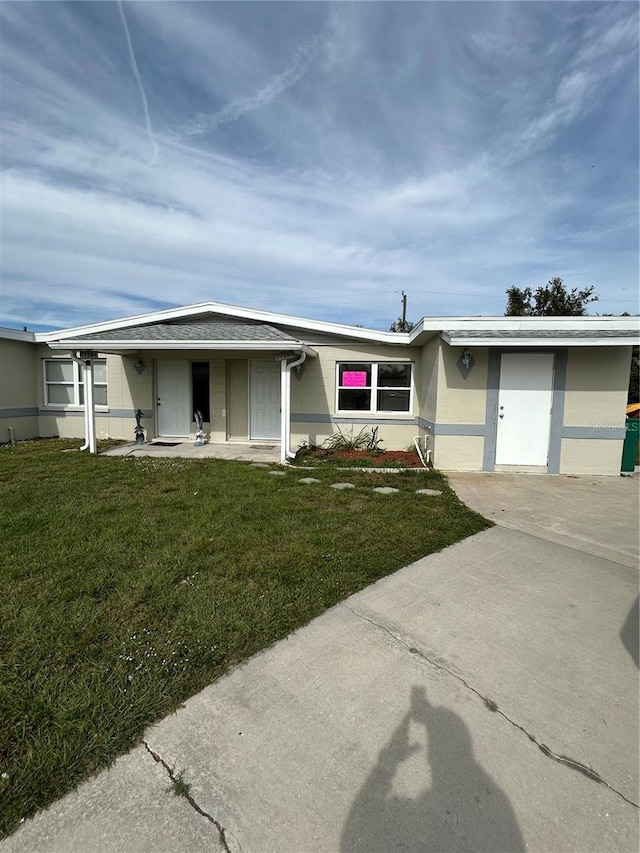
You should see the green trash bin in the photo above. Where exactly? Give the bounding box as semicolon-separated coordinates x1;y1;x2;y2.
621;417;639;476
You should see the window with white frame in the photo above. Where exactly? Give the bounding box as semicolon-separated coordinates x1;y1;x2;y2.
44;359;108;407
336;362;413;413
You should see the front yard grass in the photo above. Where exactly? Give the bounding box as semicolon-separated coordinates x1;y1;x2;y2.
0;439;490;837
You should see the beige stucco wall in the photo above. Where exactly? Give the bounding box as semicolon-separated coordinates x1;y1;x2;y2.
226;360;248;441
104;354;154;414
0;338;39;441
1;338;38;408
418;336;439;424
432;435;485;471
436;342;488;425
290;421;417;453
559;439;624;476
563;347;630;428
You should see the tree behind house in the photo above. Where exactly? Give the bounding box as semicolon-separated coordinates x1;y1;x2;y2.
505;277;598;316
389;318;415;332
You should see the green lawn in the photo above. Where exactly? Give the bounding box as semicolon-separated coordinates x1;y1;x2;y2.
0;439;490;837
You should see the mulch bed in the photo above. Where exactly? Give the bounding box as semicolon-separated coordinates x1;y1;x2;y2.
294;449;425;468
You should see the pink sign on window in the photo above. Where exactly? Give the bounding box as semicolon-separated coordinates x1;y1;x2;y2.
343;371;368;387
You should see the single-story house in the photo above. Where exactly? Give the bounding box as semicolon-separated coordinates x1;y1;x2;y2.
1;301;638;474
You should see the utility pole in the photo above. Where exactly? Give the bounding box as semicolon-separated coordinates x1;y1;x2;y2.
401;291;407;326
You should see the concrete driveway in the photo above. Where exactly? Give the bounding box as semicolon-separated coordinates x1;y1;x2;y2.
4;475;639;853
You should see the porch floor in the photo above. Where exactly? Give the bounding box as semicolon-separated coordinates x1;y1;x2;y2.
101;441;281;464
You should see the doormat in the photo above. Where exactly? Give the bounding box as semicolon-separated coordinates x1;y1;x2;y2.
251;445;275;449
152;441;181;447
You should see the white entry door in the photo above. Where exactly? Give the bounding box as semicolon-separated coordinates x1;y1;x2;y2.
495;353;554;466
250;361;280;440
157;360;190;437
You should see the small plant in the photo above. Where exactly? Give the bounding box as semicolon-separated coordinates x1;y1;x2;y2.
293;440;318;459
324;426;384;452
171;772;191;798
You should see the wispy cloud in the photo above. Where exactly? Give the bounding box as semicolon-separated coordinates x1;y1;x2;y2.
180;31;326;137
117;0;158;164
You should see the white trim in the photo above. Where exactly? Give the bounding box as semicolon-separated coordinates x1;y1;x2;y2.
45;340;317;351
0;327;36;342
440;333;638;347
34;301;411;345
414;316;640;333
42;357;108;408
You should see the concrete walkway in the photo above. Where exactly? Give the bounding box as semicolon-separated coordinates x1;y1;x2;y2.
4;475;639;852
102;441;281;464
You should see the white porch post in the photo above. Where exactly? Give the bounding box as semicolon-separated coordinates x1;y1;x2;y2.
81;365;90;451
84;359;97;454
280;358;289;463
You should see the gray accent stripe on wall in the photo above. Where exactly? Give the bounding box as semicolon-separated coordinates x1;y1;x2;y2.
416;416;434;431
38;409;152;419
292;414;485;434
561;426;626;440
0;407;39;418
483;350;501;472
547;349;568;474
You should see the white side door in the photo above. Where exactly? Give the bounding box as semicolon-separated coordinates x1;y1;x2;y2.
250;361;281;440
495;353;554;466
157;360;190;437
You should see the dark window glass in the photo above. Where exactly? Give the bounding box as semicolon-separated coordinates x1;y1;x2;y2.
338;389;371;411
378;363;411;388
377;389;411;411
192;362;210;421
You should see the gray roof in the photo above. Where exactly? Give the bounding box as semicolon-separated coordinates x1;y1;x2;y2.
65;321;299;343
445;329;639;340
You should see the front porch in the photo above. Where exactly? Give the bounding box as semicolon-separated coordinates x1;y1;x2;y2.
101;440;282;464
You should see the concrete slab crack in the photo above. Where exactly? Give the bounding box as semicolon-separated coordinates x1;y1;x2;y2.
342;604;639;809
143;741;239;852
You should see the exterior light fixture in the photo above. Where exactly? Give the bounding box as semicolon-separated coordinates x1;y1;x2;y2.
456;348;475;379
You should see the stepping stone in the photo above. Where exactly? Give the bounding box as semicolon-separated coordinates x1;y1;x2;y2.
416;488;442;496
251;463;270;468
268;471;286;476
373;487;400;494
331;482;355;490
299;477;321;484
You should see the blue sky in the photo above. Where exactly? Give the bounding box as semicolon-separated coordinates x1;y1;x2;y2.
1;1;638;332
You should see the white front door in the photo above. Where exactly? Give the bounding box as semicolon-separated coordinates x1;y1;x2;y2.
250;361;280;440
157;360;190;437
495;353;554;466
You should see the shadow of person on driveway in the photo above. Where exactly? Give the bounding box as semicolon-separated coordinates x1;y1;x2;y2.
341;685;525;853
620;595;639;667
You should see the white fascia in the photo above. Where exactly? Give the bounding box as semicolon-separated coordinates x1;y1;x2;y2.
0;327;37;342
410;315;640;338
440;334;639;347
46;340;319;352
34;301;411;345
